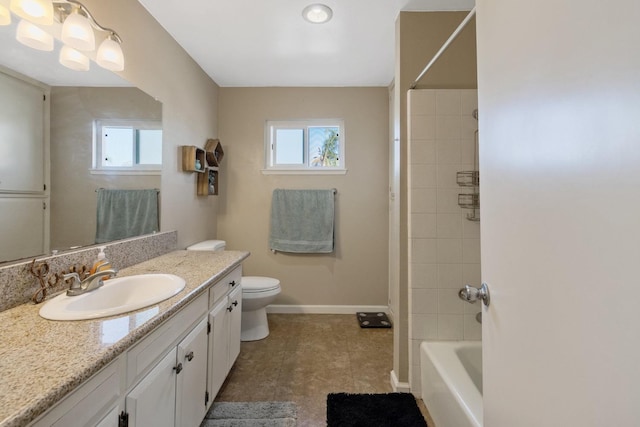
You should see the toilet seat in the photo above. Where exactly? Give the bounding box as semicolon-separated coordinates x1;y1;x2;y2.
242;276;280;293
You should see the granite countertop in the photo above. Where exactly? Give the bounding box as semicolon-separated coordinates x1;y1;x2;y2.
0;250;250;427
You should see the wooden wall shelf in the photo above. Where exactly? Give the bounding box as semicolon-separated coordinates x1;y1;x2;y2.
197;168;219;196
205;139;224;167
181;146;206;173
183;140;223;196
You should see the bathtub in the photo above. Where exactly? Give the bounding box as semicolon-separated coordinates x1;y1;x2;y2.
420;341;482;427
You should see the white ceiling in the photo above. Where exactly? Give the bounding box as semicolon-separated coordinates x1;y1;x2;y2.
138;0;475;87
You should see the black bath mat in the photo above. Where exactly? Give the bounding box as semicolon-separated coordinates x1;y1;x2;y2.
327;393;427;427
357;312;392;328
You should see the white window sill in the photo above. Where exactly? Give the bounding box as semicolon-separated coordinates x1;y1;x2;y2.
89;169;161;176
261;169;347;175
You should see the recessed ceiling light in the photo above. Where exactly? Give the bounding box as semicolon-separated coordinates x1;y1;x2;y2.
302;4;333;24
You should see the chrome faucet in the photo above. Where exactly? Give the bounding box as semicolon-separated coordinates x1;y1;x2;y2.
63;268;117;296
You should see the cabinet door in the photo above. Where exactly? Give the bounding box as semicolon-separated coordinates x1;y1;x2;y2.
176;319;208;427
126;348;177;427
207;297;230;401
0;197;46;261
0;72;45;192
227;285;243;370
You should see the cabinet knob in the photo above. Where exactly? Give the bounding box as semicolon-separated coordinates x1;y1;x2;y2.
173;363;183;374
230;280;236;287
227;305;233;312
185;351;194;362
232;300;238;307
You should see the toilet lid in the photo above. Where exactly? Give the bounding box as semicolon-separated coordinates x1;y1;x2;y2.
242;276;280;292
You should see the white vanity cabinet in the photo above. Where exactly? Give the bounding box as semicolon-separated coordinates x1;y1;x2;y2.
126;318;208;427
28;263;244;427
207;267;242;404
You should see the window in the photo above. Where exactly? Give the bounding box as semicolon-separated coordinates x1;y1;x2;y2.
92;119;162;174
264;119;346;174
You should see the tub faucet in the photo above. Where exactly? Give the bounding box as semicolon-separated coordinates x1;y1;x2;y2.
63;269;117;296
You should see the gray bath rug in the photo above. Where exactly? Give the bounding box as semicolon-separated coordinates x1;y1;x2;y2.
201;401;297;427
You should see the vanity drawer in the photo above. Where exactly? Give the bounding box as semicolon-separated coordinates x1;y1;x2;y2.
208;265;242;308
126;292;207;388
30;357;123;427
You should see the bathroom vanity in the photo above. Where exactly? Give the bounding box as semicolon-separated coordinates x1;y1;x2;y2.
0;249;249;427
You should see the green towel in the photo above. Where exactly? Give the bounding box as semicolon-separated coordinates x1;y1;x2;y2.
269;189;335;253
95;189;159;243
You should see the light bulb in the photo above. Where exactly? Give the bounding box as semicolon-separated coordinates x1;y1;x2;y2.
96;35;124;71
61;10;95;51
59;45;90;71
0;5;11;26
16;19;53;51
10;0;53;25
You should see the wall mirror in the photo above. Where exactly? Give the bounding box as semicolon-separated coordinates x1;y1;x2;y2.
0;19;163;265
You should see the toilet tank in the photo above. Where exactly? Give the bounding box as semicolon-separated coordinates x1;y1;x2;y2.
186;240;226;251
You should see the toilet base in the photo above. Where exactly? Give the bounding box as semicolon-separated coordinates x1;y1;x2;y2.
241;308;270;341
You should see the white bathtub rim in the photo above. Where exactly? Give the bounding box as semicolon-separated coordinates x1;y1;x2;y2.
421;340;483;427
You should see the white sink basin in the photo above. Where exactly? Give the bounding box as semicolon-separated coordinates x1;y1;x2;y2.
39;274;186;321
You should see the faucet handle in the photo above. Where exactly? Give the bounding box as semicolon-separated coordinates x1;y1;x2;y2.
63;273;82;286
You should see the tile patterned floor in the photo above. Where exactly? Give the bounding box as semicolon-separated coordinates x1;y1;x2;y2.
215;313;434;426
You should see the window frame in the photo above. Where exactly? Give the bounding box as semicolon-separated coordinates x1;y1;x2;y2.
91;119;163;175
263;119;347;174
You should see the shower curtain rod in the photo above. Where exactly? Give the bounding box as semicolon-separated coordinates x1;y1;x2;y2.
409;7;476;90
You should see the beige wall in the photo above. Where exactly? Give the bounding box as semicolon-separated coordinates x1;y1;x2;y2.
217;87;389;306
393;11;477;383
50;87;161;250
83;0;220;249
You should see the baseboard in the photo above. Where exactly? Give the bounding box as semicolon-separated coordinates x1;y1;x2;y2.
266;305;388;315
390;370;411;393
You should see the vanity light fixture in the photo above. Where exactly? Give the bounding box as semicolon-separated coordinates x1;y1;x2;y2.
0;4;11;26
302;3;333;24
10;0;53;25
16;18;53;50
61;6;94;51
9;0;124;71
59;44;89;70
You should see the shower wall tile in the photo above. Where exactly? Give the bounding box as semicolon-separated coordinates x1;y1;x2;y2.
438;288;465;314
436;164;460;188
436;140;462;164
437;314;464;340
461;139;477;165
409;90;479;356
464;313;482;340
436;213;462;238
462;263;482;286
411;263;437;288
436;239;462;263
410;90;436;115
435;90;462;115
461;90;479;114
410;141;437;165
462;216;481;238
411;214;437;238
411;289;438;314
411;239;437;264
435;116;462;140
410;115;436;140
437;263;463;289
436;189;462;213
410;189;437;213
462;238;481;263
410;164;437;188
411;314;438;339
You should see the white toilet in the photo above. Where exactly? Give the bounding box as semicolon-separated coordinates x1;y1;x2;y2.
185;240;281;341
